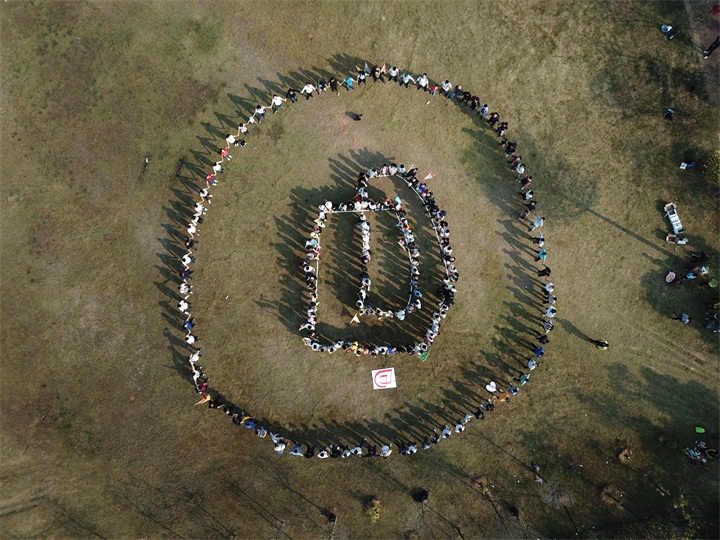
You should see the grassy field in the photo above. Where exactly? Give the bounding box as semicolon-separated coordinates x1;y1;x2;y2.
1;0;718;538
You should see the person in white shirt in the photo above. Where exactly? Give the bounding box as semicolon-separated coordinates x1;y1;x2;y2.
417;73;429;91
301;82;316;100
441;80;452;96
270;94;286;113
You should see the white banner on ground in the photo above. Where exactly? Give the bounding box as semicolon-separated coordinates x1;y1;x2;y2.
372;368;397;390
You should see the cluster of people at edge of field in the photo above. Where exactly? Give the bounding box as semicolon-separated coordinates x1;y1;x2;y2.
176;59;563;458
299;164;457;356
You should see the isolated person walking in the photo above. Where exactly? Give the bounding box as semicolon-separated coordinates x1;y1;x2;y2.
703;37;720;59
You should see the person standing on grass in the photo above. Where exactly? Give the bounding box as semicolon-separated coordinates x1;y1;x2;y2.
479;103;489;118
538;266;551;277
356;69;367;85
488;112;500;127
536;334;549;345
380;444;392;458
545;294;556;305
351;439;365;456
417;73;429;91
181;252;194;269
328;76;339;93
536;248;547;262
528;359;538;370
534;346;544;358
254;104;267;122
200;188;212;204
532;232;544;247
451;84;463;100
343;75;354;91
530;216;545;232
520;201;534;219
270;94;286;113
317;79;328;93
544;282;555;294
441;80;452;97
545;306;557;318
591;339;609;349
301;82;316;100
543;320;554;334
286;87;298;103
271;433;286;454
703;37;720;59
289;442;303;456
219;147;231;161
371;65;385;82
400;72;415;87
183;318;193;332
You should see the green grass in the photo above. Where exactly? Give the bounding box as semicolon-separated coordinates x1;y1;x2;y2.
1;0;718;538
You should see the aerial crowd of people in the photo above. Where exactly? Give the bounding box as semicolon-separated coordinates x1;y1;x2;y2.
298;163;456;356
175;60;556;458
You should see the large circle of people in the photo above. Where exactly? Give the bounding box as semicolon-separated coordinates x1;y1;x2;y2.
176;61;553;458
